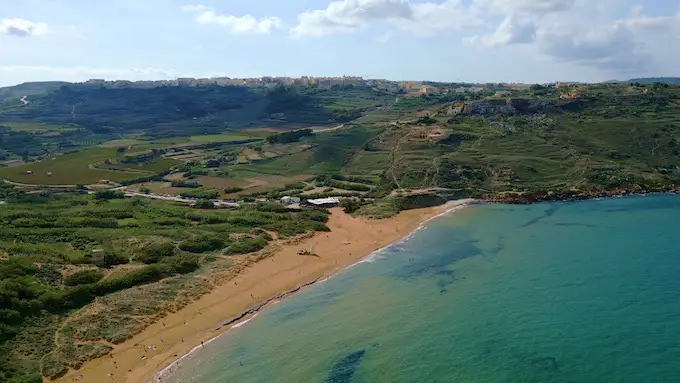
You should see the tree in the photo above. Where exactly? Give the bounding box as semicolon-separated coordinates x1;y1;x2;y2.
94;190;124;200
340;198;363;214
116;147;126;153
194;199;214;209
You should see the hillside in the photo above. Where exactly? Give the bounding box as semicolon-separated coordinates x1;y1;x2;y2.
231;82;680;202
0;82;395;137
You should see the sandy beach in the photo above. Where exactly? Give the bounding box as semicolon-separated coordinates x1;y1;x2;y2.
56;200;473;383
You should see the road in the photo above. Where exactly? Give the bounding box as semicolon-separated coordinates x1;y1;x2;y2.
113;190;240;208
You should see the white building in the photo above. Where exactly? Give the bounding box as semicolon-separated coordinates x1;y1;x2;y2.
281;196;301;204
306;197;340;207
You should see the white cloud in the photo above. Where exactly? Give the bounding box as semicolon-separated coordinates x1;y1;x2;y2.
291;0;480;38
183;5;281;35
460;2;680;74
480;0;575;17
474;16;537;46
536;22;649;73
0;18;48;37
181;5;207;12
291;0;413;38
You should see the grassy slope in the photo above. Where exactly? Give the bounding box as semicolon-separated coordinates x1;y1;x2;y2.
231;84;680;197
0;148;143;184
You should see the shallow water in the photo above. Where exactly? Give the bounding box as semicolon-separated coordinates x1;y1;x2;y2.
165;194;680;383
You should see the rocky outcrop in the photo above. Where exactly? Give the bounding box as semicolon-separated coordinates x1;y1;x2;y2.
485;185;680;204
459;98;584;117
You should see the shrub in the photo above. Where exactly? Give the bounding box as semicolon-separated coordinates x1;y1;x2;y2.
64;269;105;286
180;188;219;199
94;190;125;200
223;187;244;194
161;253;200;274
266;129;313;144
225;237;268;255
92;251;129;268
340;198;363;213
179;236;225;253
193;200;214;209
171;180;201;188
137;242;176;264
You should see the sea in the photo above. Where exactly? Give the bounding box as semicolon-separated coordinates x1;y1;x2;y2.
163;194;680;383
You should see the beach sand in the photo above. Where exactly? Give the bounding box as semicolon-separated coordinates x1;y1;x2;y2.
56;200;472;383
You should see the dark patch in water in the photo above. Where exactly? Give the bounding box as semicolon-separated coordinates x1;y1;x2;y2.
276;289;343;323
554;222;599;228
520;204;560;228
530;356;559;373
486;236;505;256
390;236;482;291
327;350;366;383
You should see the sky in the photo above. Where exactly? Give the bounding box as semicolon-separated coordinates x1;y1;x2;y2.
0;0;679;86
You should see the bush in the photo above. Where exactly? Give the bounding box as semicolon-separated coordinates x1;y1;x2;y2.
340;198;363;213
92;251;129;268
223;187;244;194
179;236;225;253
266;129;313;144
137;242;176;264
225;237;268;255
64;269;104;286
171;180;201;188
180;188;219;199
193;199;215;209
161;253;200;274
94;190;125;200
328;180;371;192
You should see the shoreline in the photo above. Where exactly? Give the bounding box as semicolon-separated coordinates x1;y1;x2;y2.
57;199;475;383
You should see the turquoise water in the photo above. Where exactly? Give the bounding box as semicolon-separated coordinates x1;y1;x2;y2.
166;194;680;383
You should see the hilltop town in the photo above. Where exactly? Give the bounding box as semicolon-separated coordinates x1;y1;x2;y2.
79;75;576;96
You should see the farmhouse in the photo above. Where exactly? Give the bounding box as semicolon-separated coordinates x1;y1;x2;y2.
305;197;340;207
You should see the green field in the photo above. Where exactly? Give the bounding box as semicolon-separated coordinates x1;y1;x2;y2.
0;148;142;184
95;157;182;173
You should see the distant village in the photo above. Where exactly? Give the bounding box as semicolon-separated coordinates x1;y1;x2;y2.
80;76;578;98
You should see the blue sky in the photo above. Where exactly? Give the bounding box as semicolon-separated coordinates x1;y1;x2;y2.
0;0;679;86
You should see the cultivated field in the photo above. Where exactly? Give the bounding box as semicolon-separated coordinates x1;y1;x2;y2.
0;148;148;184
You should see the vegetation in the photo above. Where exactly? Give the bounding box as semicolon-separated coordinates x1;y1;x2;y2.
266;129;314;144
179;187;220;199
1;79;679;381
0;181;329;381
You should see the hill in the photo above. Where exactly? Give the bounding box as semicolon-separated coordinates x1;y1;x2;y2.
627;77;680;85
0;82;395;137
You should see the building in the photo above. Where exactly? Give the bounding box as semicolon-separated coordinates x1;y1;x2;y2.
280;196;301;204
305;197;340;207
